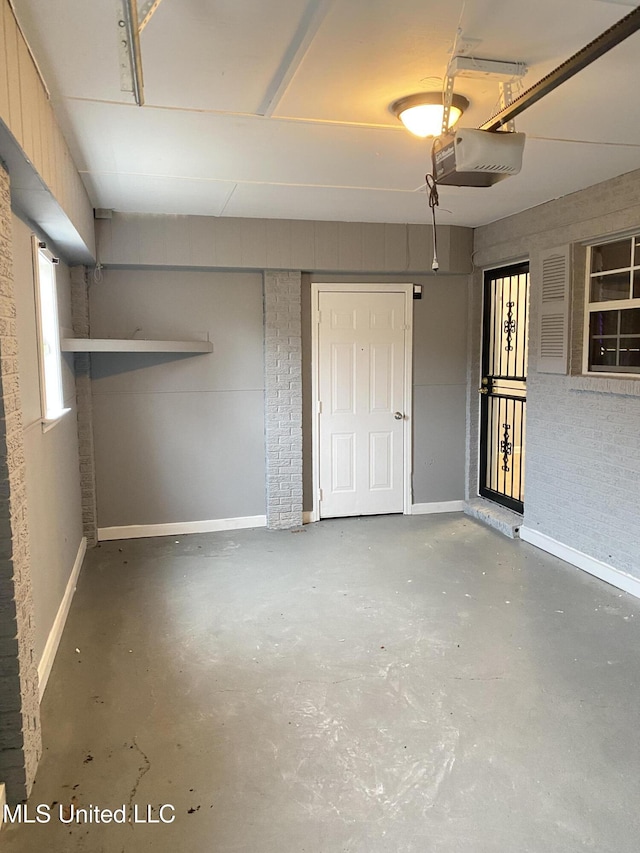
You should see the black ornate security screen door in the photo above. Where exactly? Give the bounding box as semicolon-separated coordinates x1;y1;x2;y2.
479;263;529;514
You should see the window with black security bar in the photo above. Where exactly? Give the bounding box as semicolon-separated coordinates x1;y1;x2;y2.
585;234;640;375
479;263;529;514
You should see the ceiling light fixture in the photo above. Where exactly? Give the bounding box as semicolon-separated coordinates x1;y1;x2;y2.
390;92;469;138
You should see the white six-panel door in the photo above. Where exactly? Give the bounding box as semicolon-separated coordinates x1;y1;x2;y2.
317;291;407;518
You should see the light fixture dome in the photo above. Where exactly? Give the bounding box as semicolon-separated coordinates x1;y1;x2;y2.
390;92;469;138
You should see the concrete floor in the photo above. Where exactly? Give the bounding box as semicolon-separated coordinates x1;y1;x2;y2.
3;514;640;852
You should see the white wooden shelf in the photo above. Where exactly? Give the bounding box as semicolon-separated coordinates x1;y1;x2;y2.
61;338;213;354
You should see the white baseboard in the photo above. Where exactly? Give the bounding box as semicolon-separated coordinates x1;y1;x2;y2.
98;515;267;541
38;537;87;702
411;501;465;515
520;527;640;601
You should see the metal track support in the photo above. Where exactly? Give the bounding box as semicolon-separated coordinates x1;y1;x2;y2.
441;75;455;135
138;0;164;33
118;0;145;105
498;82;516;133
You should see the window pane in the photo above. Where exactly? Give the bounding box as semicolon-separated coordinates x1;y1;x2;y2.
619;338;640;369
589;337;617;368
589;310;618;337
591;239;631;273
37;250;64;418
587;238;640;375
620;307;640;335
590;272;631;302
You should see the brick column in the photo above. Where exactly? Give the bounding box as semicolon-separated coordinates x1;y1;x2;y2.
0;163;42;803
70;266;97;547
263;271;303;529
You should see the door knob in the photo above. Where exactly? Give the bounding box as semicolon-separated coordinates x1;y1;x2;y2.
394;412;404;420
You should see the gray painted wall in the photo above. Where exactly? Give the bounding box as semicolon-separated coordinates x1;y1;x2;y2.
89;270;266;527
12;214;84;664
470;167;640;578
95;214;473;276
302;274;468;511
412;276;468;504
93;214;471;527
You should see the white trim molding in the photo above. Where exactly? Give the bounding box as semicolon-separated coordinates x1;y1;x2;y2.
38;537;87;702
0;783;6;830
412;501;465;515
98;515;267;542
520;527;640;600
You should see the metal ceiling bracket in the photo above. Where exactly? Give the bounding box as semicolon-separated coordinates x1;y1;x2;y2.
448;56;527;80
117;0;145;105
479;4;640;131
117;2;134;95
499;82;516;132
138;0;164;33
441;75;455;136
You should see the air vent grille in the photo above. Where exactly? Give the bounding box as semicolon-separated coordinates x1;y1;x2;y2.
471;163;517;173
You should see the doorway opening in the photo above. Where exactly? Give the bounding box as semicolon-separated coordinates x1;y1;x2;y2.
479;263;529;514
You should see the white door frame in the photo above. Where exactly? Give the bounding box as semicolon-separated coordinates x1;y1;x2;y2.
310;282;414;523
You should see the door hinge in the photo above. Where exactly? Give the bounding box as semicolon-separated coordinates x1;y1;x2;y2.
318;489;323;502
317;400;322;414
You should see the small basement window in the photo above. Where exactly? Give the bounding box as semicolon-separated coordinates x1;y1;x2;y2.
33;239;69;426
584;234;640;375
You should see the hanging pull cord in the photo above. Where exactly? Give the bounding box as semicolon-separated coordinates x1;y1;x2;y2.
425;173;439;272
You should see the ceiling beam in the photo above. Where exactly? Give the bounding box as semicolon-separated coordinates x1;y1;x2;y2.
256;0;334;118
479;5;640;131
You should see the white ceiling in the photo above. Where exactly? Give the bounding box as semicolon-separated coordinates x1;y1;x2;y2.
13;0;640;227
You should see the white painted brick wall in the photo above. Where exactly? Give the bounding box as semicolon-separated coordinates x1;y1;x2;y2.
264;271;303;529
0;163;42;804
469;167;640;577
